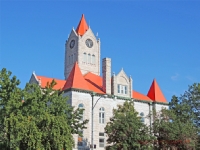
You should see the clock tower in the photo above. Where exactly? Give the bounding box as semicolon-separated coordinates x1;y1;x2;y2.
64;14;100;79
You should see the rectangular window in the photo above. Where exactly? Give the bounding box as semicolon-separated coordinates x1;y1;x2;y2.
99;112;105;124
102;113;104;123
118;84;128;94
73;54;76;62
124;86;127;94
121;85;123;94
72;54;74;63
99;132;105;147
99;113;101;123
92;55;95;64
99;132;104;136
84;53;87;63
88;54;91;63
99;138;105;147
118;84;120;93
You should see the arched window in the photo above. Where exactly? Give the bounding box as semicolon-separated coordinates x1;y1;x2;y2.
83;53;87;63
71;55;73;64
99;107;105;124
92;54;95;64
140;112;145;123
88;54;91;63
78;103;84;121
73;53;76;63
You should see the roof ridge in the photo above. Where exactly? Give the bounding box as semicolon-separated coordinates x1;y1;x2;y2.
36;75;65;81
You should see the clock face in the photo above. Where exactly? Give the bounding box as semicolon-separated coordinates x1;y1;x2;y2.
70;40;75;49
85;39;93;48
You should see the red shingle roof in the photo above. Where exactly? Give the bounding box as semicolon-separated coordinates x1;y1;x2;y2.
62;62;90;91
76;14;89;36
147;79;167;103
132;90;152;101
35;63;167;103
84;72;105;94
36;75;65;90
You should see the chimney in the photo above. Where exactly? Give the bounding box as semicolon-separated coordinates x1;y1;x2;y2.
102;58;111;94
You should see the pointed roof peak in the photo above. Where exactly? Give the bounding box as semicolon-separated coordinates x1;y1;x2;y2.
76;14;89;36
62;62;90;91
147;79;167;103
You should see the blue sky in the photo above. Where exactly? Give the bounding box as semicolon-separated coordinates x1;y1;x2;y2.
1;1;200;102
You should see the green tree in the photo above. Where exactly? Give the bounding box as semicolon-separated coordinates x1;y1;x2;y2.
181;83;200;129
105;100;154;150
0;68;23;149
153;95;198;150
0;68;88;149
180;83;200;149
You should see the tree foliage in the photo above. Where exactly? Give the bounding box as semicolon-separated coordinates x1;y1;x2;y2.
0;68;88;149
181;83;200;129
153;95;199;150
105;101;154;150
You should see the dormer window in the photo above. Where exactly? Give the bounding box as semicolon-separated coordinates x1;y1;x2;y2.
117;84;127;94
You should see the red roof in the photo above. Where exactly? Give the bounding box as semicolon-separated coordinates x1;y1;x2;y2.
76;14;89;36
62;62;90;91
34;64;167;103
147;79;167;103
36;75;65;90
132;90;152;101
84;72;105;94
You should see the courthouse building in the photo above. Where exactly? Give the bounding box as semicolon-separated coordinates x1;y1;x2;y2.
29;14;168;150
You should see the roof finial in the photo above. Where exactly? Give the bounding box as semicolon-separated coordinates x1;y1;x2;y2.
76;14;89;36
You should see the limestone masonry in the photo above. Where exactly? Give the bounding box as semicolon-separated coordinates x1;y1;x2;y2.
29;14;168;150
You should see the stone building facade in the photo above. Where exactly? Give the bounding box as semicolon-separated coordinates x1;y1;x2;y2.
29;14;168;150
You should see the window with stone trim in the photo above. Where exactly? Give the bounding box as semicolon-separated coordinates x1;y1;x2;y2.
92;54;95;64
71;54;73;64
83;53;87;63
78;103;84;121
99;107;105;124
118;84;120;93
88;53;91;63
99;132;105;147
117;84;128;94
73;53;76;63
140;112;145;123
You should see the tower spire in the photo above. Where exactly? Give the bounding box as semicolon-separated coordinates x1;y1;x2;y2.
76;14;89;36
147;79;167;103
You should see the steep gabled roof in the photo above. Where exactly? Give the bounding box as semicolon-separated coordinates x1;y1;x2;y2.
62;62;90;91
147;79;167;103
84;72;105;94
132;90;152;101
33;65;167;103
76;14;89;36
36;75;66;90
